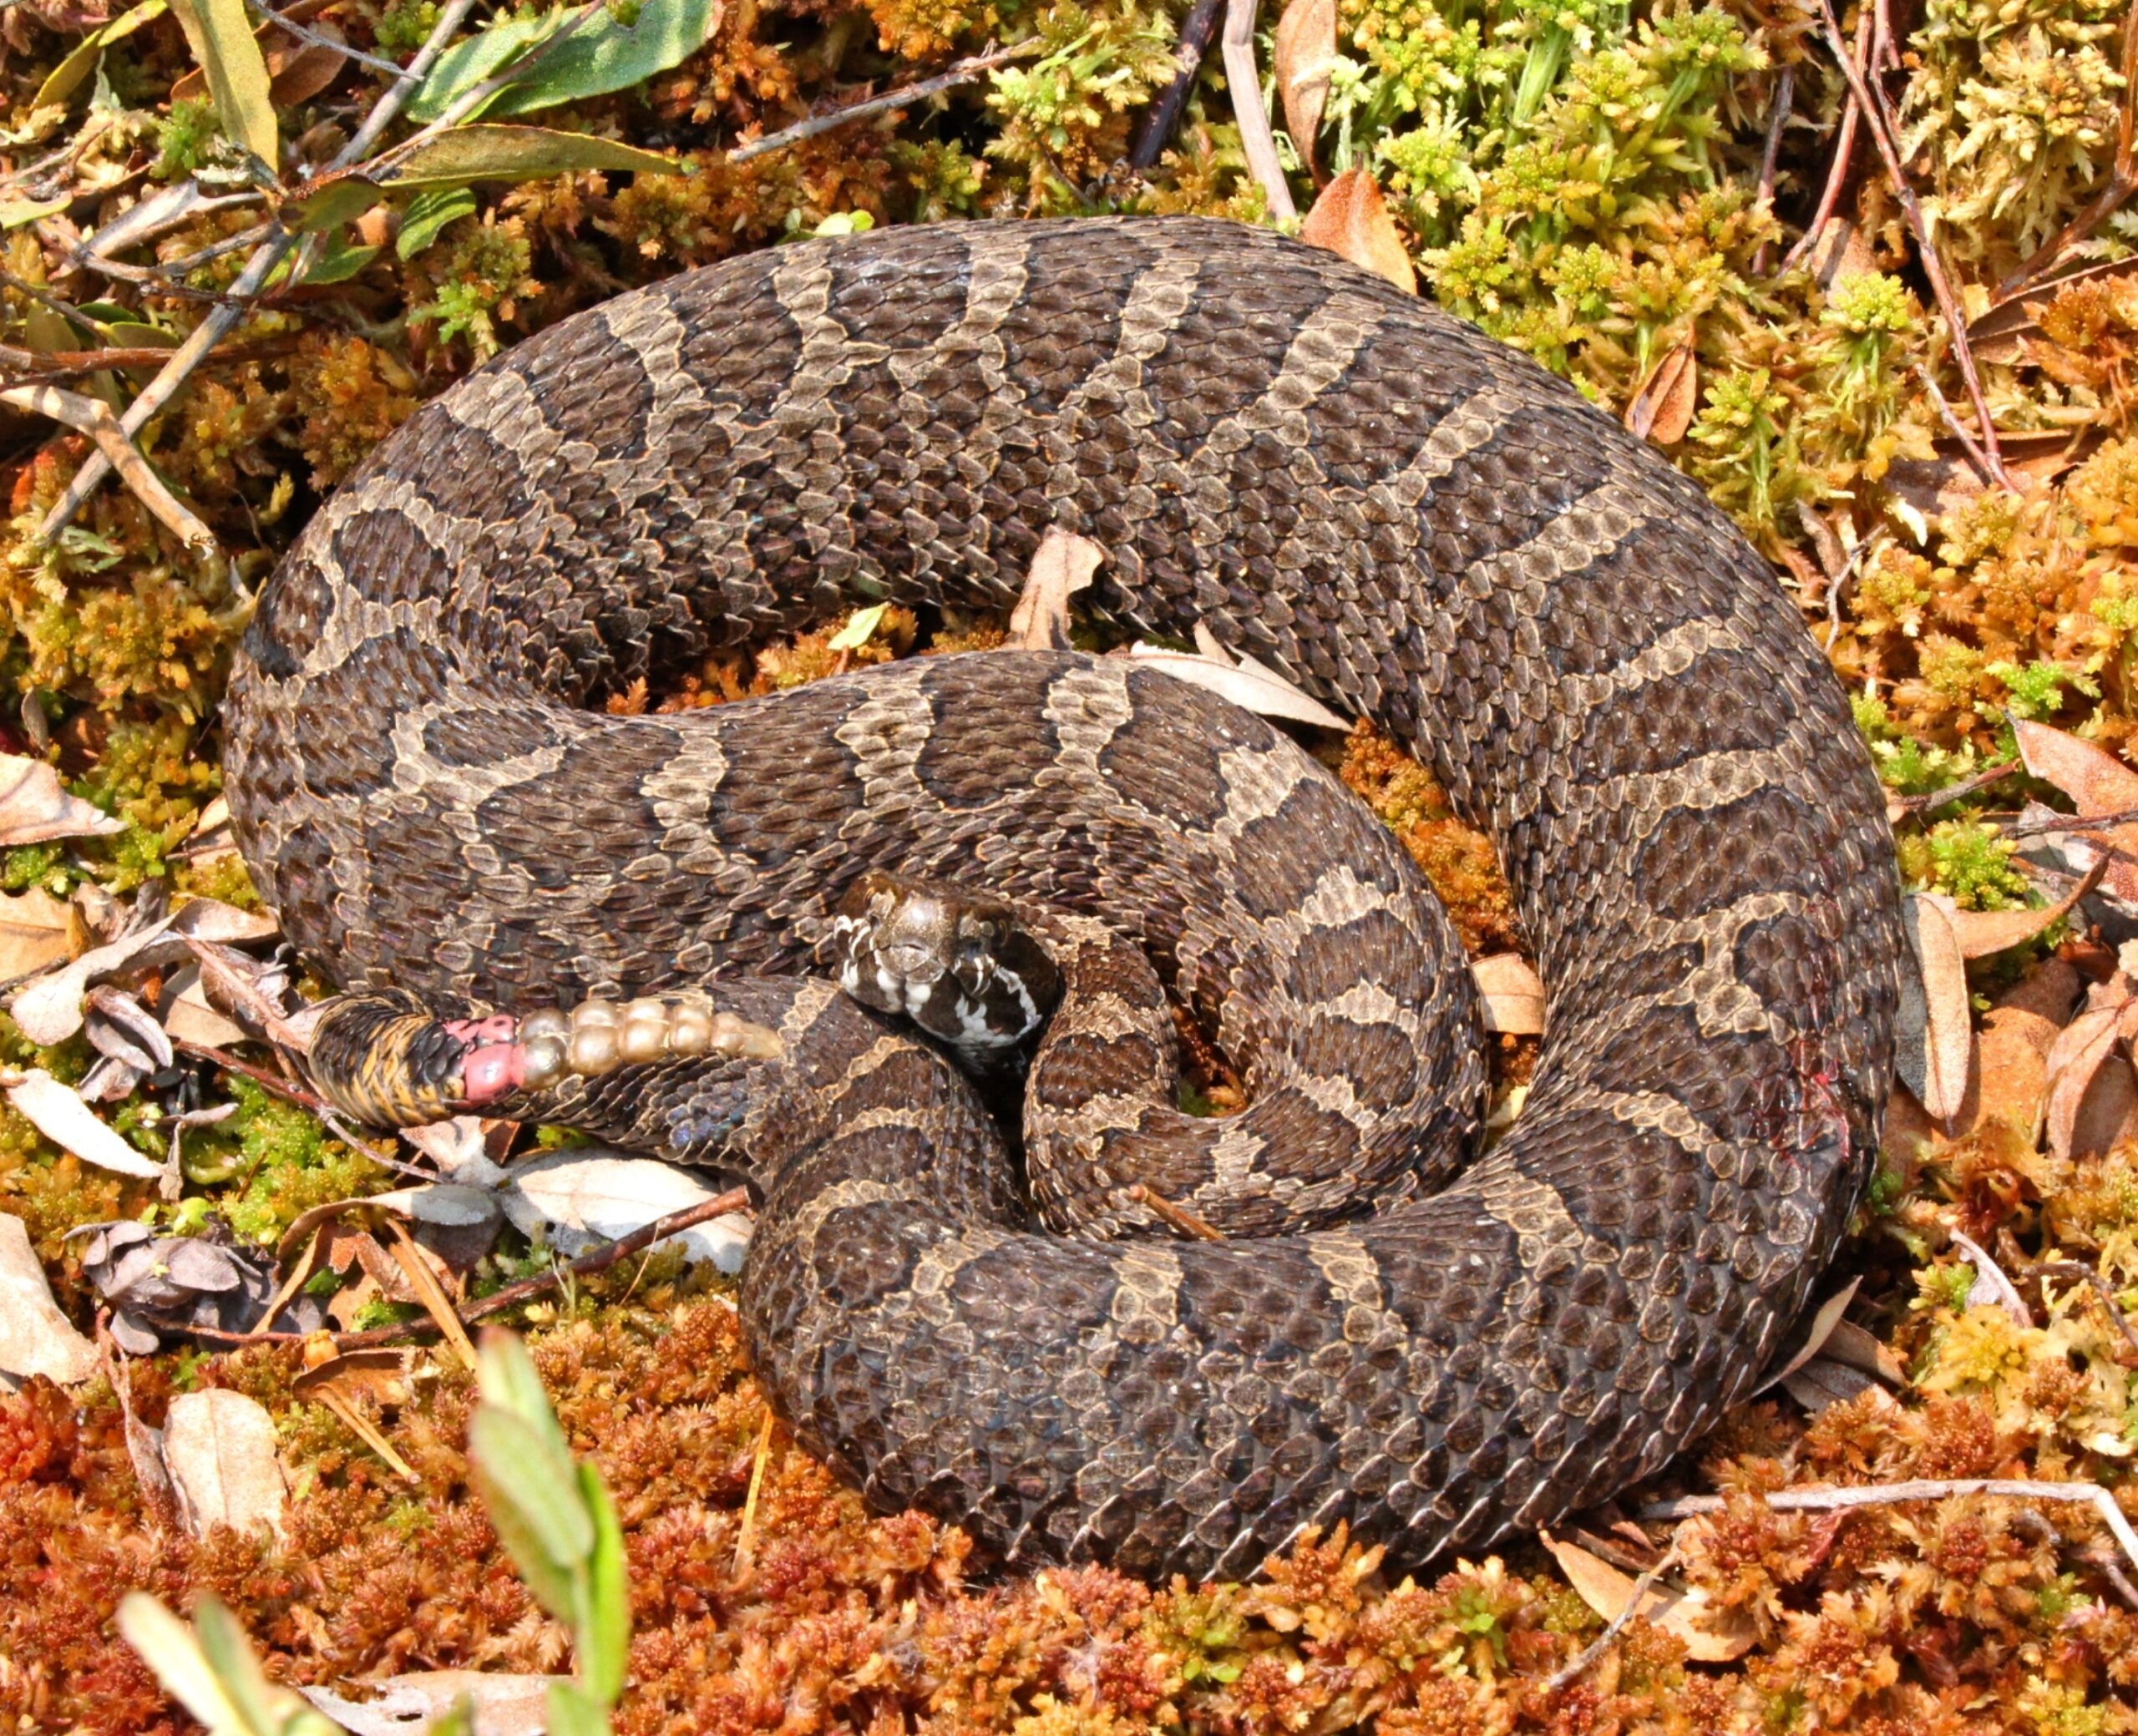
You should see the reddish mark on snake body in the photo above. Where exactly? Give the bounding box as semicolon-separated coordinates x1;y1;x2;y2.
459;1043;525;1103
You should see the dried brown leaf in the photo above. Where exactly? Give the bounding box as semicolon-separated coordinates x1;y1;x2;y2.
0;756;124;846
2045;995;2134;1160
1761;1277;1862;1392
160;1388;286;1540
1782;1358;1888;1415
1273;0;1335;177
1897;893;1973;1122
1947;854;2104;958
1;1068;163;1178
0;888;73;982
1624;341;1698;444
1299;168;1416;293
1472;953;1544;1035
1009;526;1103;650
1538;1531;1755;1662
1126;642;1350;730
0;1212;96;1384
2015;720;2138;903
300;1672;563;1736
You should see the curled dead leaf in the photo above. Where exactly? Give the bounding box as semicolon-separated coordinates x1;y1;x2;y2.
1009;526;1103;650
0;756;124;846
2044;980;2138;1160
1945;854;2104;959
1896;893;1973;1123
0;888;72;983
2014;720;2138;903
1273;0;1335;178
1126;640;1350;731
1624;341;1698;445
0;1212;96;1385
1;1068;164;1178
1538;1531;1755;1662
1299;168;1416;294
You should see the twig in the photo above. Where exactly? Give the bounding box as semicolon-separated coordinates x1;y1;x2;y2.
0;336;299;381
1222;0;1296;220
2004;803;2138;838
1641;1480;2138;1592
0;383;219;555
1127;1182;1225;1240
34;0;480;544
727;43;1033;164
1889;757;2020;818
1130;0;1225;170
1781;0;1874;273
245;0;402;77
1545;1546;1682;1692
1813;0;2011;488
185;1187;753;1350
1750;65;1794;276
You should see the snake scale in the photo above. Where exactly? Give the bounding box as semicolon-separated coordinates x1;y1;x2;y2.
224;217;1904;1580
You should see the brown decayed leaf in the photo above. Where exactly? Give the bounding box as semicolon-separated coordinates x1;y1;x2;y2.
1273;0;1335;178
1783;1358;1891;1415
1538;1531;1755;1662
300;1671;563;1736
0;1211;96;1384
1623;341;1698;445
1008;526;1102;650
1761;1277;1862;1393
1299;168;1417;294
1;1067;164;1177
1472;953;1543;1035
160;1387;286;1541
1896;893;1973;1122
2044;984;2138;1160
2014;720;2138;903
0;888;72;982
1945;853;2105;959
0;755;125;845
1965;957;2080;1141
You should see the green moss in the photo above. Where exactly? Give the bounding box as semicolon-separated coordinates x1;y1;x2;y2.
210;1078;385;1246
154;98;222;181
1895;819;2033;909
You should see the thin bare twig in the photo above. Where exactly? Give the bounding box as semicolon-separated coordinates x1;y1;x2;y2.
35;0;480;544
245;0;402;77
1131;0;1225;170
186;1187;754;1350
0;382;219;554
2004;803;2138;838
1781;0;1874;273
1126;1182;1225;1241
1750;65;1794;276
1889;757;2020;818
0;335;299;381
1545;1546;1683;1693
727;43;1034;165
1812;0;2011;488
1223;0;1295;220
1641;1480;2138;1594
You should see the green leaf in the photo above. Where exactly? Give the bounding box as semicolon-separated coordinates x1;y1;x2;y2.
395;185;477;259
408;0;723;124
165;0;277;170
33;0;168;111
193;1597;287;1736
289;175;380;235
385;124;682;188
545;1682;614;1736
0;195;70;230
826;603;889;650
116;1594;253;1734
469;1407;593;1619
576;1465;631;1706
302;233;381;284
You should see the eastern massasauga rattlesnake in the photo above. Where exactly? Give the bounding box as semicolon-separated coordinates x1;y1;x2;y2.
223;216;1904;1581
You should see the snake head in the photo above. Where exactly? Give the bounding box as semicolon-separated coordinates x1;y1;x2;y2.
831;868;1062;1055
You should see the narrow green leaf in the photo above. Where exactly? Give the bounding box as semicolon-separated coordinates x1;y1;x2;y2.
166;0;278;170
577;1465;631;1706
826;603;889;650
475;1329;573;1457
545;1681;614;1736
409;0;723;124
0;195;70;230
302;234;381;285
33;0;168;111
469;1408;593;1619
114;1594;254;1735
385;124;681;188
396;185;477;259
192;1597;286;1736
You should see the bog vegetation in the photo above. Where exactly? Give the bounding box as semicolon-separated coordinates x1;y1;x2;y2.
4;0;2138;1728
